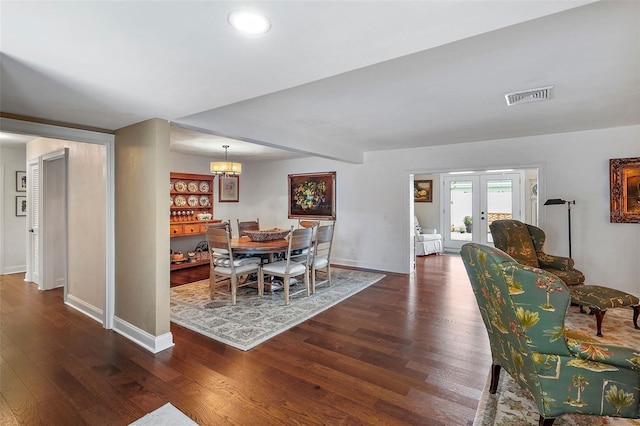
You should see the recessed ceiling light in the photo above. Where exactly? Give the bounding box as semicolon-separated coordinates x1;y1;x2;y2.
228;10;271;36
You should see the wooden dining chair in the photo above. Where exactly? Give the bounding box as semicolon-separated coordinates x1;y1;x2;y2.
237;218;260;236
310;222;335;293
207;220;232;236
206;227;262;305
260;226;313;305
298;219;319;229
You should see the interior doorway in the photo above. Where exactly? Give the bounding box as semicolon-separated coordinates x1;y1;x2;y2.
412;167;538;258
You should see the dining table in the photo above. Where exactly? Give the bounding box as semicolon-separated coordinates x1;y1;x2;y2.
229;236;290;255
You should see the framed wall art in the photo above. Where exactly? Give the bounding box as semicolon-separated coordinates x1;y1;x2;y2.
16;196;27;216
288;172;336;220
414;179;433;203
610;156;640;223
219;175;239;202
16;171;27;192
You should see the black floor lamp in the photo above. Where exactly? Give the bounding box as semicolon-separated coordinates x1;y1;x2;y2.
543;198;576;258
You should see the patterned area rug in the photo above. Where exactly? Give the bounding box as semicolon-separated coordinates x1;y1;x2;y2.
170;268;385;351
474;306;640;425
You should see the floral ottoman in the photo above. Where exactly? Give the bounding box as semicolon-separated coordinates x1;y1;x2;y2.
569;284;640;337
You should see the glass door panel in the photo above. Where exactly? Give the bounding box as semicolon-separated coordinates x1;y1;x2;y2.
443;172;523;251
484;178;515;244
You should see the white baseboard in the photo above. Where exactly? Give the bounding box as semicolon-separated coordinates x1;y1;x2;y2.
65;294;104;324
113;316;174;354
2;266;26;275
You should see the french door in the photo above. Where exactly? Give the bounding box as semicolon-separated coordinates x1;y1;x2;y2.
443;172;523;251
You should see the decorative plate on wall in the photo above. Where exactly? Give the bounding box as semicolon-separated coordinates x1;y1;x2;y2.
174;180;187;192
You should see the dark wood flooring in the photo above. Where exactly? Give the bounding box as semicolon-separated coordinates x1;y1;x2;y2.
1;254;492;425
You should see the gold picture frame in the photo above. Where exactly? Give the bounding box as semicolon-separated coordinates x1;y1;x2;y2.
288;172;336;220
610;156;640;223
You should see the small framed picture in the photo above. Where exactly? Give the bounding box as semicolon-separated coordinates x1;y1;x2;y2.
16;171;27;192
414;180;433;203
16;196;27;216
219;175;239;202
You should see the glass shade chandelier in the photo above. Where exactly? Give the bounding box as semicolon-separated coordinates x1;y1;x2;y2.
210;145;242;176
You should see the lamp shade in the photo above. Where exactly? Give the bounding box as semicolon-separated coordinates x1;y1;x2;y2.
544;198;567;205
210;161;242;175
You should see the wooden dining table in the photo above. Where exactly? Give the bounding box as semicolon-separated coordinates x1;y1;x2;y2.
229;236;290;255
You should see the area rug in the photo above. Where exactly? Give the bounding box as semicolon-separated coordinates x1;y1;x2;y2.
129;403;198;425
170;268;385;351
474;306;640;425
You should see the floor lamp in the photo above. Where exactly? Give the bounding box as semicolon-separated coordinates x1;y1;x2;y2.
543;198;576;258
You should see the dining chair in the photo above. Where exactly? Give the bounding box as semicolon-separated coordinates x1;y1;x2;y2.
237;218;260;236
310;222;335;293
207;219;232;234
260;226;313;305
298;219;319;229
206;227;262;305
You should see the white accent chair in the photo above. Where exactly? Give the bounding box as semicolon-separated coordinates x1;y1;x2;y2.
414;216;443;256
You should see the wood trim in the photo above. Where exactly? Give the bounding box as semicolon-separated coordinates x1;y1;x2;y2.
0;111;114;135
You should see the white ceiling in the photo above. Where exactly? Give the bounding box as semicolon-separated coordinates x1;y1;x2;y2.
1;1;638;163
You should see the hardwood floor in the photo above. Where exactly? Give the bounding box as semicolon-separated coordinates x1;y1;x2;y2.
1;254;492;425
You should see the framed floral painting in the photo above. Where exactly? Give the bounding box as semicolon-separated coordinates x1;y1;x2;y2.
610;157;640;223
288;172;336;220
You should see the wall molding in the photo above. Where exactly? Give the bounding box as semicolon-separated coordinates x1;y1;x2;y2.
66;294;103;324
112;316;174;354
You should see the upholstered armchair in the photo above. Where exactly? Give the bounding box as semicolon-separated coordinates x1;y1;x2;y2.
489;219;584;286
461;243;640;425
414;216;443;256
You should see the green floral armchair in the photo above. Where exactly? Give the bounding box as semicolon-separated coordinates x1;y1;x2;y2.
489;219;585;286
461;243;640;425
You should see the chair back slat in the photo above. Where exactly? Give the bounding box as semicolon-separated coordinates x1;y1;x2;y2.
237;218;260;236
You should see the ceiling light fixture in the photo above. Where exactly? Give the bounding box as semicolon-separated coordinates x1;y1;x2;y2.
210;145;242;176
228;10;271;36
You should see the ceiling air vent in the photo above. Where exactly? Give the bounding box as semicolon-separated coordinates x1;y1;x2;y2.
504;85;554;106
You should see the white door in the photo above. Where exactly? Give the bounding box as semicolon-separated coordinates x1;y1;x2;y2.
27;160;40;285
443;172;523;251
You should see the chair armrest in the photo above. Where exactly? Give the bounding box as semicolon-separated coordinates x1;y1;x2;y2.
565;336;640;370
538;252;575;270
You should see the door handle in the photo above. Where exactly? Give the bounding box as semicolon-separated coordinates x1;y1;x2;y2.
29;229;34;233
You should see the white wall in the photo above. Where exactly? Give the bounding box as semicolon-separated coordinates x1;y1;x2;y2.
0;145;27;274
169;125;639;296
236;125;640;296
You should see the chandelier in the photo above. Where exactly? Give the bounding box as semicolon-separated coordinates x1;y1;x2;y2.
210;145;242;176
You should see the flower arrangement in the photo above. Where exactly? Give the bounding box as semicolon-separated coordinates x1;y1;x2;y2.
293;180;326;210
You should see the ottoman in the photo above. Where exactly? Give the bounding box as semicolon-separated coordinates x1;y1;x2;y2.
569;285;639;337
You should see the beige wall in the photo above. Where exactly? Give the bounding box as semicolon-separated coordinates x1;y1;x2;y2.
115;118;170;336
27;138;106;309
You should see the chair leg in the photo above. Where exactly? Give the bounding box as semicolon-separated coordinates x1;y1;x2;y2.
311;267;316;294
304;269;310;297
633;305;639;330
489;363;501;394
589;307;606;337
539;415;555;425
231;275;237;305
284;275;290;305
326;264;332;287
